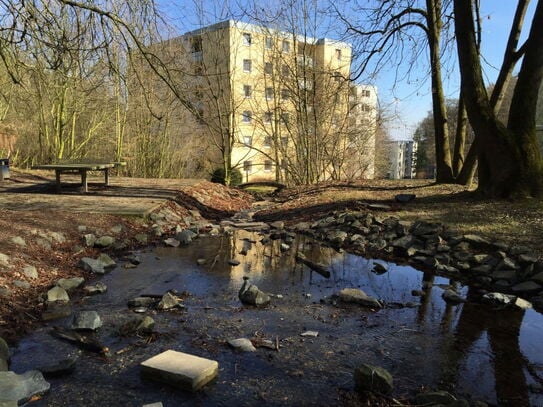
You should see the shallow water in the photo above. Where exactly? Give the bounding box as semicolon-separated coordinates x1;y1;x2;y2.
10;230;543;406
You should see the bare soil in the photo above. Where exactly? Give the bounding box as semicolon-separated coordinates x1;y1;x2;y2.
1;172;542;343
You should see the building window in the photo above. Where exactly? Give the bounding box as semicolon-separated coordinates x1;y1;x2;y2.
264;136;272;147
264;112;272;124
281;88;290;101
282;40;290;53
335;48;342;60
264;160;273;172
191;36;202;53
282;64;290;77
280;159;287;169
243;135;252;146
243;161;252;172
363;89;371;97
281;112;289;125
265;87;274;100
243;33;252;46
243;85;252;98
281;136;288;148
243;59;252;72
361;103;371;112
265;36;273;49
242;111;252;123
264;62;273;75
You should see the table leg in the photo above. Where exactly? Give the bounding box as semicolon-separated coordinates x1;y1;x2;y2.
55;170;61;193
80;169;88;193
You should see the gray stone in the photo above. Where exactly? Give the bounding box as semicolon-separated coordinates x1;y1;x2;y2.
354;364;393;394
49;232;66;243
280;243;290;252
491;269;517;281
47;286;69;303
391;235;416;250
134;233;148;244
519;253;538;264
228;338;256;352
35;238;52;250
83;233;96;247
511;281;542;294
164;238;180;247
38;357;77;377
415;390;456;405
300;331;319;337
463;234;491;246
472;264;493;274
337;288;382;308
531;272;543;284
239;279;271;307
176;230;197;245
97;253;116;270
111;225;123;234
0;370;50;404
142;403;163;407
56;277;85;291
442;289;466;304
453;251;472;262
128;297;156;308
137;316;155;333
140;350;218;391
14;281;30;289
410;221;443;236
95;236;115;248
327;230;348;245
22;265;38;280
473;254;493;264
79;257;105;274
11;236;26;247
497;257;520;270
514;297;533;310
196;258;207;266
83;282;107;295
0;253;9;267
158;292;183;310
510;245;531;255
72;311;102;331
270;221;285;230
77;225;87;232
482;292;516;306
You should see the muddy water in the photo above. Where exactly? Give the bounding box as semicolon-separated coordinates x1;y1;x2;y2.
10;230;543;406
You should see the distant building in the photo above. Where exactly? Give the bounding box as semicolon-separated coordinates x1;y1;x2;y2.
390;140;417;179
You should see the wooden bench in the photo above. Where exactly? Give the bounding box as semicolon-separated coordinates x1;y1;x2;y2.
32;160;126;193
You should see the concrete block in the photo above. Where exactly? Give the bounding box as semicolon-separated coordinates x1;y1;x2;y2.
141;350;218;391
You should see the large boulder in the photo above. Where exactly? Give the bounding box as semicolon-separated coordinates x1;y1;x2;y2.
46;286;69;303
72;311;102;331
0;370;50;404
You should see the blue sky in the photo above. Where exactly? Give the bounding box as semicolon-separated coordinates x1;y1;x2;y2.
158;1;537;140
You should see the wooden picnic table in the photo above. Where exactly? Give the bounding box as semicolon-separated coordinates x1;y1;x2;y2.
32;160;126;193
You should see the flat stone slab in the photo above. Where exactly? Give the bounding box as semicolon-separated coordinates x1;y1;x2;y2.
140;350;218;391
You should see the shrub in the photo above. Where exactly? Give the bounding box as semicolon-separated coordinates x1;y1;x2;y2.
210;167;242;186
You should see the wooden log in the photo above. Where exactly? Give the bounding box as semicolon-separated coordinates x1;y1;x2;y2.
295;253;331;278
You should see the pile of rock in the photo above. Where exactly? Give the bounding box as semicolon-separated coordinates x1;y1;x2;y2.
290;211;543;308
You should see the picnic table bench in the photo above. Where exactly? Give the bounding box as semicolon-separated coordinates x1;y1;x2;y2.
32;159;126;193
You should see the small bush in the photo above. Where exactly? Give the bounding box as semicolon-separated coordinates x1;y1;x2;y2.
210;167;243;186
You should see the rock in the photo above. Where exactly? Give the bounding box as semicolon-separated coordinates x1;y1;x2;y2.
79;257;105;274
37;357;77;377
0;253;9;267
415;390;457;405
228;338;256;352
164;238;180;247
300;331;319;337
463;234;491;246
270;221;285;230
280;243;290;252
0;288;12;298
140;350;218;391
134;233;148;244
511;281;542;295
14;281;30;289
47;286;69;303
0;337;8;372
391;235;417;250
491;269;517;281
95;236;115;248
496;257;520;271
239;278;271;307
56;277;85;291
97;253;116;270
337;288;382;308
137;316;155;333
395;194;416;203
22;265;38;280
371;262;388;274
83;234;96;247
327;230;348;245
128;297;156;308
518;253;538;264
196;258;207;266
354;364;393;394
482;292;516;306
0;370;50;404
111;225;123;234
410;221;443;236
143;403;163;407
11;236;26;247
176;230;197;245
83;283;107;295
119;316;155;336
158;292;183;310
442;289;466;304
531;272;543;284
514;297;533;310
72;311;102;331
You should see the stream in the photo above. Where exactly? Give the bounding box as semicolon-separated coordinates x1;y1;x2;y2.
9;229;543;406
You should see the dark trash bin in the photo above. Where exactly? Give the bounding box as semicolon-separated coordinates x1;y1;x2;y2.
0;158;9;180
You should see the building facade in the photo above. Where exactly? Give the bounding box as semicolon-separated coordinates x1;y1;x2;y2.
390;140;418;179
179;20;377;184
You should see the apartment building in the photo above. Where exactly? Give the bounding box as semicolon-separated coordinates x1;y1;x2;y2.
179;20;376;183
389;140;418;179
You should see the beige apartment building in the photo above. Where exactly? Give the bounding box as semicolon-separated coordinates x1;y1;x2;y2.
179;20;376;184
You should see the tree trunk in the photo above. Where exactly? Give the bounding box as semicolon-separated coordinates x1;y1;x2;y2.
453;0;543;197
426;0;455;183
452;92;467;178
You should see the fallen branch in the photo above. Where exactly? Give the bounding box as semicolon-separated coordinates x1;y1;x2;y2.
50;326;109;355
295;253;331;278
